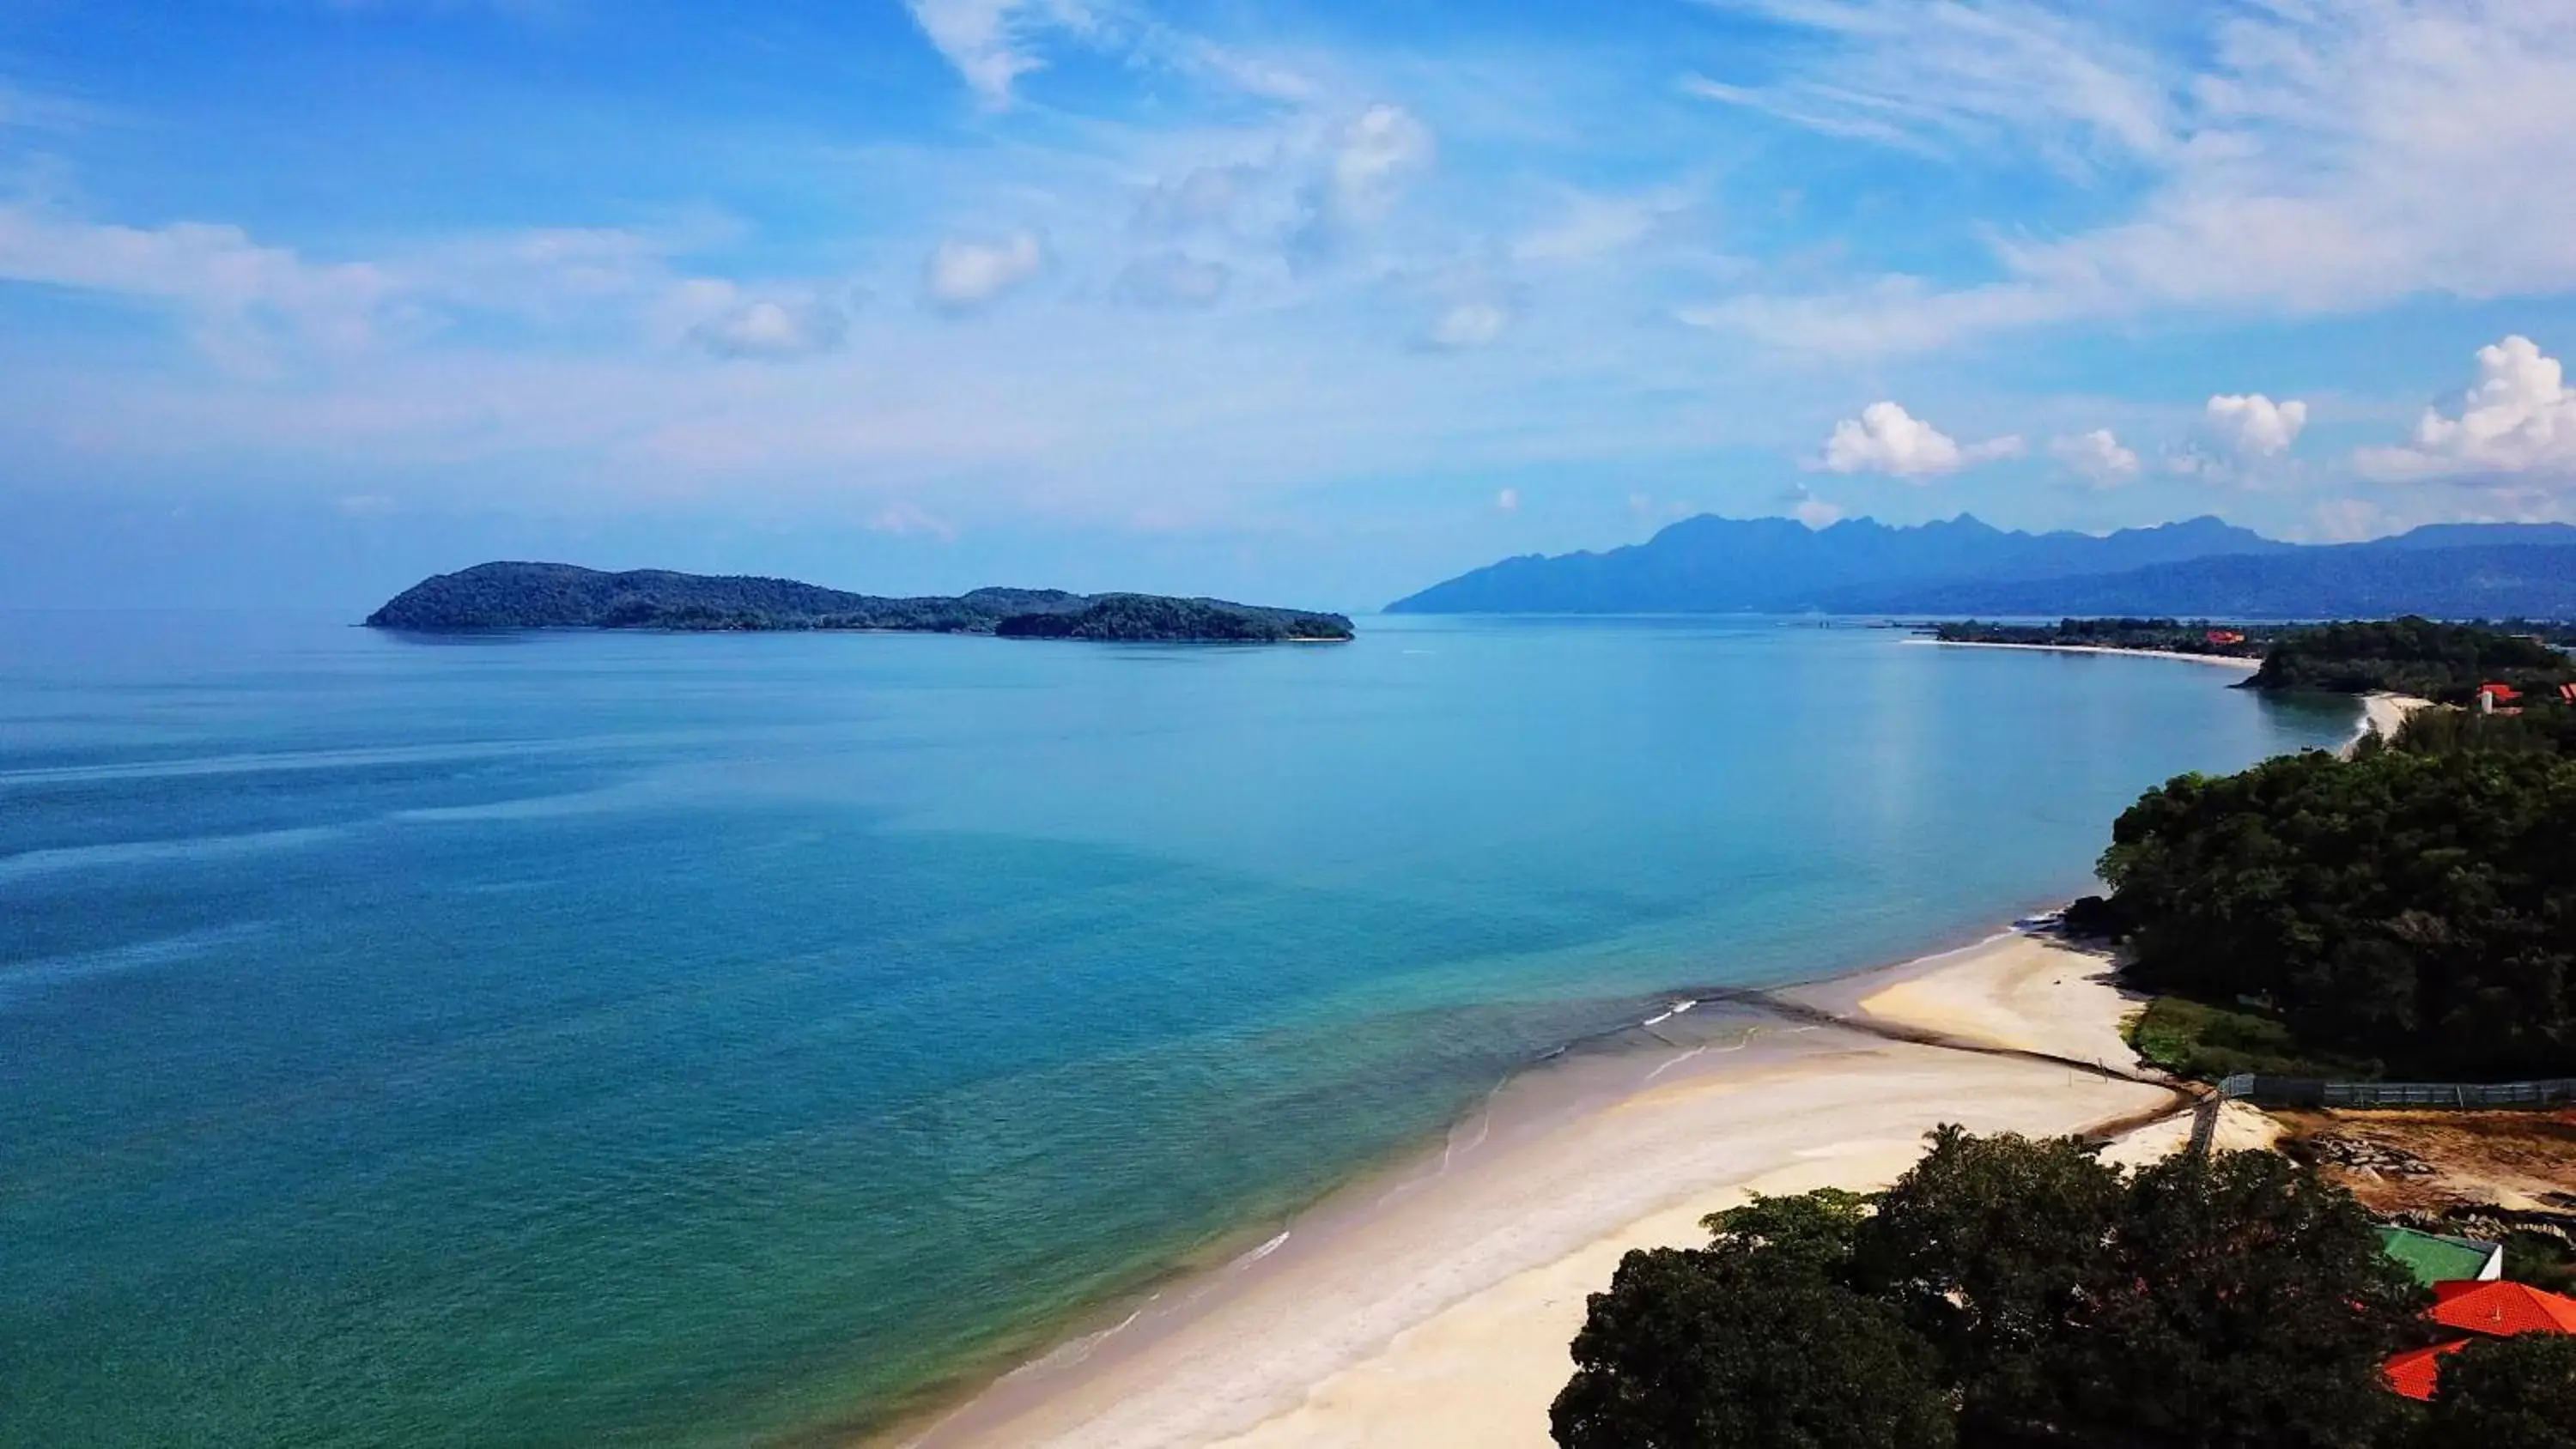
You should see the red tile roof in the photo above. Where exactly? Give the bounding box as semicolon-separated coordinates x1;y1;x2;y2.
2430;1281;2576;1338
2385;1340;2468;1402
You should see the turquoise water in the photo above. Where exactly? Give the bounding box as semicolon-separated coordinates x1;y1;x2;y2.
0;614;2351;1448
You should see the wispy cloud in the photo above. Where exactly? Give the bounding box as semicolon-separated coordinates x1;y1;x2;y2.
1685;2;2576;354
1682;0;2178;172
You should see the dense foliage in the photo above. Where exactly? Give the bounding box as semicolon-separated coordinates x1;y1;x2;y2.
362;562;1352;641
993;593;1352;641
1930;618;2273;658
2100;743;2576;1078
2249;617;2573;704
2389;701;2576;759
2421;1336;2576;1449
1552;1249;1956;1449
1552;1130;2426;1449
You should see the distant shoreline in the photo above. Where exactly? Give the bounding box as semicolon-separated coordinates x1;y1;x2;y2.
1905;638;2263;670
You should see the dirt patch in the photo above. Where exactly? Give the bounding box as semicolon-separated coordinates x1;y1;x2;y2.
2275;1108;2576;1215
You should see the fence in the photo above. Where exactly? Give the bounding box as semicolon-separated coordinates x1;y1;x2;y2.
2215;1074;2576;1110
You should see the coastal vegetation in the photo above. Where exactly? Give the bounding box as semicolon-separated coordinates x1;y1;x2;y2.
362;562;1354;641
2099;741;2576;1078
991;593;1352;641
2247;617;2575;704
2079;617;2576;1081
1930;617;2275;658
2418;1336;2576;1449
1555;1129;2429;1449
2120;995;2373;1082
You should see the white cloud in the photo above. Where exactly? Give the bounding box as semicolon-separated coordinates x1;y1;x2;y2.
1112;252;1229;308
1424;298;1510;349
1680;3;2576;355
1820;401;2020;478
1777;483;1844;528
1494;487;1520;512
2357;335;2576;482
0;206;395;355
687;299;850;361
925;232;1045;312
903;0;1084;108
2049;428;2140;488
2207;394;2307;457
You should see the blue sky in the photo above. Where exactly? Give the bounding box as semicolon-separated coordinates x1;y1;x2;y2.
6;0;2576;609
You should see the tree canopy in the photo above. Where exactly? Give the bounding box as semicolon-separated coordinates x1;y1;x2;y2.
2421;1335;2576;1449
2249;617;2573;703
2099;737;2576;1078
1553;1130;2425;1449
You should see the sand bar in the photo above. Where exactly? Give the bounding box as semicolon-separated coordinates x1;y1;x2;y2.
896;931;2185;1449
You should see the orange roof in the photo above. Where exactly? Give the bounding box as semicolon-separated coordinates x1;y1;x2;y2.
2430;1280;2576;1337
2385;1340;2468;1402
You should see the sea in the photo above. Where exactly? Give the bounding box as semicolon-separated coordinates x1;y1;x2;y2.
0;611;2353;1449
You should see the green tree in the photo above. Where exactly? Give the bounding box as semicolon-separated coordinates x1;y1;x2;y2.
1701;1187;1873;1276
1850;1126;2125;1436
1551;1247;1956;1449
2032;1150;2425;1449
2421;1336;2576;1449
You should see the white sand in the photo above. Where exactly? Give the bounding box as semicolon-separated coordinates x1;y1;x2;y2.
1904;640;2263;670
2346;692;2434;757
902;932;2194;1449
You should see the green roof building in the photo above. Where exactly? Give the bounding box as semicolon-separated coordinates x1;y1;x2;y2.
2378;1227;2506;1288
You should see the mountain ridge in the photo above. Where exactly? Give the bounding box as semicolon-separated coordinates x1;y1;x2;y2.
1387;516;2576;617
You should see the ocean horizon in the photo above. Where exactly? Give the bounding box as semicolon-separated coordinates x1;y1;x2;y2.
1;611;2354;1449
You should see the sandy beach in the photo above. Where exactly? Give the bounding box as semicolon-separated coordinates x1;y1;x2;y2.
895;930;2190;1449
1905;639;2263;670
2348;691;2434;756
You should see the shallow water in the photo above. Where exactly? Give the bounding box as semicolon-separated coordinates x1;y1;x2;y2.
0;613;2349;1447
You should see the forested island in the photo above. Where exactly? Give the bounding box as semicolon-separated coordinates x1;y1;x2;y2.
364;562;1354;642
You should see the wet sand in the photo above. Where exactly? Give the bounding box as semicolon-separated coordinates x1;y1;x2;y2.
895;931;2187;1449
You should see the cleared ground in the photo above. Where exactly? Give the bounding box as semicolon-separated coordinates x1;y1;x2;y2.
2274;1107;2576;1216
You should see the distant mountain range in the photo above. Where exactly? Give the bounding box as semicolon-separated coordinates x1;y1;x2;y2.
1386;516;2576;618
367;563;1356;642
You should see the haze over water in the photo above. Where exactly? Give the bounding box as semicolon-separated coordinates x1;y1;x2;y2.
1;613;2350;1449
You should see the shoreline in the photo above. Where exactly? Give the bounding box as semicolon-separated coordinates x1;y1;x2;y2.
884;924;2185;1449
1903;639;2263;670
2345;691;2435;757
